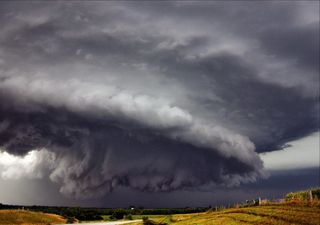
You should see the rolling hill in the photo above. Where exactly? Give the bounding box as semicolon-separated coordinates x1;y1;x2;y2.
0;209;66;225
136;202;320;225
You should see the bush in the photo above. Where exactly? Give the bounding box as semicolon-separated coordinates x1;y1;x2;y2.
285;188;320;201
126;214;133;220
110;209;127;220
286;191;308;201
312;188;320;199
66;217;77;223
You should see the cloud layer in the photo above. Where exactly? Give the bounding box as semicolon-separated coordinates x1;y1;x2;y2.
0;1;318;199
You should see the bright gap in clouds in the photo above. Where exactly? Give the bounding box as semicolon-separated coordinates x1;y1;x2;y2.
260;132;319;171
0;149;55;180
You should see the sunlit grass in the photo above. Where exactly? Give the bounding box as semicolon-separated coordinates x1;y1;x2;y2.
133;202;320;225
0;209;66;225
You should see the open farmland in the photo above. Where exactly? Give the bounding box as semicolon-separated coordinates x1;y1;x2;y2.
0;203;319;225
0;210;66;225
132;203;320;225
1;189;319;224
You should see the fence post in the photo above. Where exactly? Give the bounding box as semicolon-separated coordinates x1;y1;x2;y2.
309;190;313;202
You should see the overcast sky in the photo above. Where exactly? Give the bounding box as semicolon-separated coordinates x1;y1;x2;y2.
0;1;319;207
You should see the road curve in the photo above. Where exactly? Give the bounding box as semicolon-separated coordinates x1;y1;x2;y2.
59;219;142;225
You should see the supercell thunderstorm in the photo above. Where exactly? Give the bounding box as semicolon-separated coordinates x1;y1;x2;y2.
0;2;318;198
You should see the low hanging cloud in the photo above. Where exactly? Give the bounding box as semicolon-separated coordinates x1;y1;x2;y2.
0;1;318;198
0;76;263;198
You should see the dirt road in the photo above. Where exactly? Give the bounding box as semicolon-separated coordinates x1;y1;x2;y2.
60;219;142;225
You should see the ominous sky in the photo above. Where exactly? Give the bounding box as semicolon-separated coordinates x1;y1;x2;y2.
0;1;319;207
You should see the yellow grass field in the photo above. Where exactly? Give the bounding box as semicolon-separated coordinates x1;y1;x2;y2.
0;210;66;225
133;202;320;225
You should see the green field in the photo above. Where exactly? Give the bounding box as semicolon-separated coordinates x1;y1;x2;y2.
0;209;66;225
132;203;320;225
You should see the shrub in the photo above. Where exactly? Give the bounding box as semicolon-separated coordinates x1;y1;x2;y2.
111;209;127;220
285;188;320;201
66;217;77;223
312;188;320;199
142;216;149;222
126;214;133;220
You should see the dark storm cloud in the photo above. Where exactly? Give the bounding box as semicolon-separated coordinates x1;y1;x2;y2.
0;1;318;199
0;168;318;208
0;102;263;198
259;22;319;73
0;95;263;199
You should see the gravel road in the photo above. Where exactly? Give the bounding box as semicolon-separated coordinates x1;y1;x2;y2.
60;219;142;225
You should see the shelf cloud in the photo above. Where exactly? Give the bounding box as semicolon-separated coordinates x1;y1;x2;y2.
0;1;318;200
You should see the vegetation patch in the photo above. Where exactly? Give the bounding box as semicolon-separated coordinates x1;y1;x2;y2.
286;188;320;201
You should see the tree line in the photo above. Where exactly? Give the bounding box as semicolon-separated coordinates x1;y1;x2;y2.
0;203;208;221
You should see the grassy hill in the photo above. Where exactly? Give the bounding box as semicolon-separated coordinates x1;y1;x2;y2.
0;209;66;225
135;202;320;225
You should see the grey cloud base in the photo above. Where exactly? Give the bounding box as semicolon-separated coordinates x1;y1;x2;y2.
0;1;318;200
0;97;264;198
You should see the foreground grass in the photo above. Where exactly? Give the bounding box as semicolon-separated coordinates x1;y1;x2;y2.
0;210;66;225
131;203;320;225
